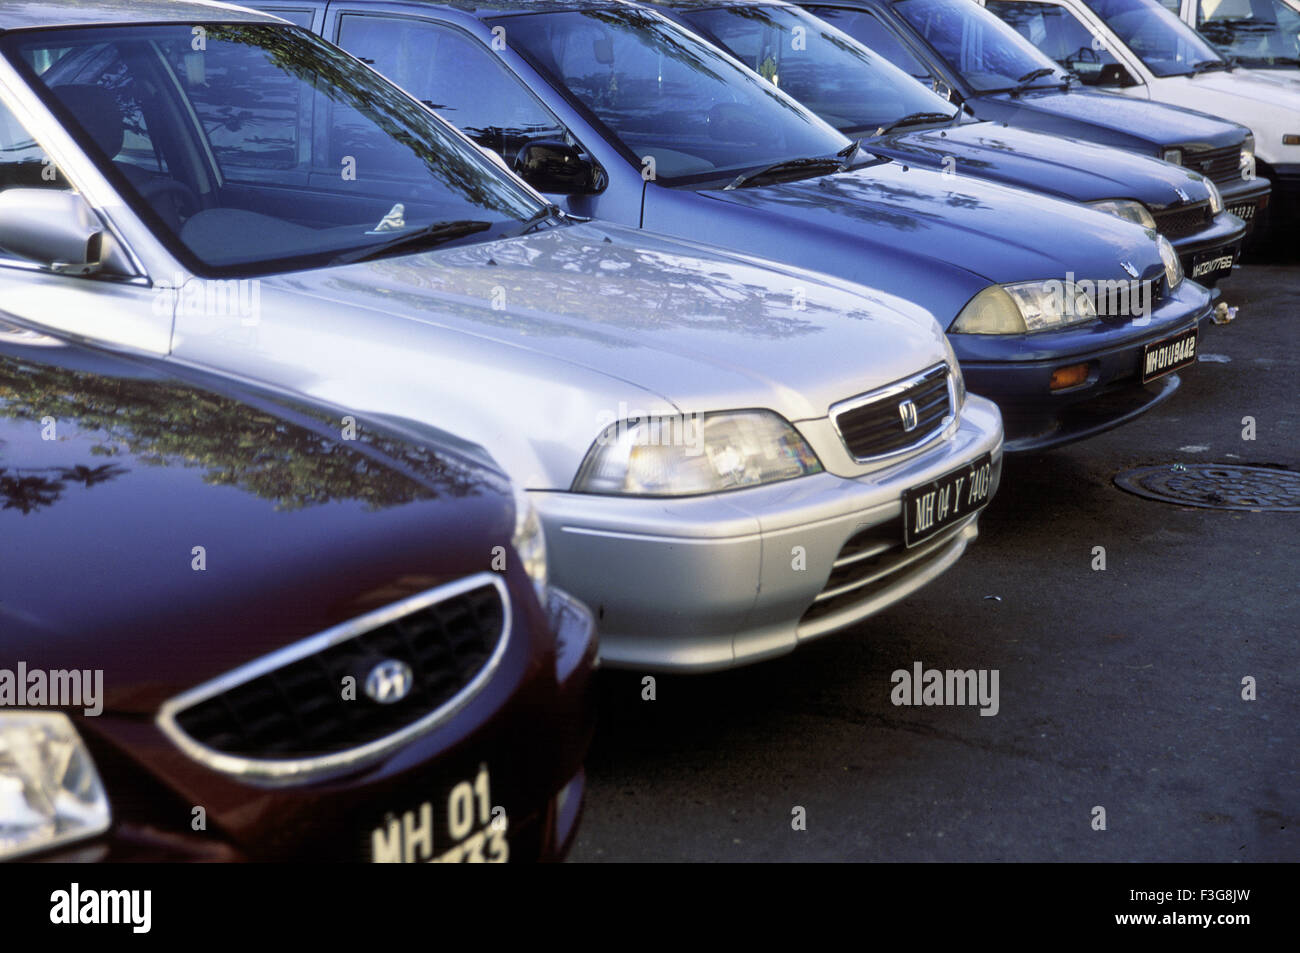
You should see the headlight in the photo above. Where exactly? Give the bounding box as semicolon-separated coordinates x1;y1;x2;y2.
950;280;1097;334
1162;147;1183;165
1087;199;1156;229
512;488;548;604
1241;134;1255;179
0;712;109;860
1157;234;1183;289
573;410;822;496
1204;177;1223;215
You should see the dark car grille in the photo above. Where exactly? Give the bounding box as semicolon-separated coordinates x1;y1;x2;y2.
799;515;970;630
166;577;508;768
1185;145;1240;186
1091;276;1165;320
1153;201;1213;240
833;365;951;460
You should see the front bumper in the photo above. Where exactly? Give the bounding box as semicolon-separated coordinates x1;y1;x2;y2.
1218;174;1273;234
535;395;1003;673
954;278;1213;453
1170;210;1247;287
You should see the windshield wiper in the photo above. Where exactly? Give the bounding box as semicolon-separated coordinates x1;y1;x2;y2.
519;202;567;234
724;154;847;190
1189;58;1232;75
1007;66;1059;93
874;111;957;135
330;219;492;265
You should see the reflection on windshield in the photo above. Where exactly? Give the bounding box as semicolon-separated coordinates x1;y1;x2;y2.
1088;0;1227;74
2;24;544;276
0;352;485;512
1197;0;1300;67
894;0;1066;90
681;4;956;134
495;7;849;186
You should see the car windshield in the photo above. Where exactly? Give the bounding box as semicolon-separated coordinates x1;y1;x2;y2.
678;3;957;134
492;6;851;186
1196;0;1300;67
892;0;1069;90
1;23;545;276
1089;0;1229;74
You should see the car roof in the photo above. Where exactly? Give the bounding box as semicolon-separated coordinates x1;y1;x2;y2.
396;0;628;18
0;0;279;33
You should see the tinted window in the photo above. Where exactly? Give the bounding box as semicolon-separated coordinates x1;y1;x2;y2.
336;15;567;158
809;5;934;78
3;24;544;276
259;7;317;29
494;7;849;185
1088;0;1227;74
682;4;955;134
893;0;1067;90
988;1;1124;82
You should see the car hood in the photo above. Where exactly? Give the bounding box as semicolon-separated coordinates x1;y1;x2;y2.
1169;67;1300;111
700;159;1168;284
882;119;1214;206
979;87;1245;150
0;326;513;713
234;220;950;482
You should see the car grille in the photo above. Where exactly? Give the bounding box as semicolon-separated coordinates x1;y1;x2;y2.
1185;145;1240;186
832;365;951;461
159;574;509;780
1153;201;1212;240
1091;276;1165;320
799;515;971;632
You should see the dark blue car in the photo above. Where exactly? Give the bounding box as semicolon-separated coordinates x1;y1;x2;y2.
800;0;1272;231
652;0;1249;286
266;0;1213;452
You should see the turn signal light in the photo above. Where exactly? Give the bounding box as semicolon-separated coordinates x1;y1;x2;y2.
1050;363;1089;391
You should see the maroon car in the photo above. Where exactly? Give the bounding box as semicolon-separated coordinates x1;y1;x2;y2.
0;321;596;862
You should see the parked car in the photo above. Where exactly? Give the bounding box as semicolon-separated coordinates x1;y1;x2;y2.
800;0;1272;229
0;1;1004;672
287;0;1211;456
0;318;596;862
1163;0;1300;74
979;0;1300;228
650;0;1247;286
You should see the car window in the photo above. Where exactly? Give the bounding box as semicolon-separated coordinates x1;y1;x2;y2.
2;23;545;277
891;0;1067;90
335;14;569;160
680;4;955;135
988;1;1125;83
808;6;935;80
258;6;318;29
493;7;849;186
1086;0;1228;74
1196;0;1300;66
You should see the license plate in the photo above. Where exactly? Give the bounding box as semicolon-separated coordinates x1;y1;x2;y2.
370;763;509;863
904;453;992;548
1141;326;1198;384
1227;203;1255;221
1189;245;1238;281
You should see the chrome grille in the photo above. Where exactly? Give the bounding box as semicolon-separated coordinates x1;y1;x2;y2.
1185;145;1240;186
157;573;510;784
1153;201;1212;239
832;365;951;461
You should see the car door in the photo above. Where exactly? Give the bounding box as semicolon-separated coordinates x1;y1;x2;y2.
320;6;644;225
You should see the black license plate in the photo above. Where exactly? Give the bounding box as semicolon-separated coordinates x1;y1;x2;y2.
1227;203;1255;221
1141;326;1198;384
1188;245;1238;282
904;453;993;548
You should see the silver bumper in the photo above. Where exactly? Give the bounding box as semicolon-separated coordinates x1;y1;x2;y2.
533;394;1003;672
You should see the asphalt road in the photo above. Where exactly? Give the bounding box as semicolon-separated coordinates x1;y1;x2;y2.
570;258;1299;862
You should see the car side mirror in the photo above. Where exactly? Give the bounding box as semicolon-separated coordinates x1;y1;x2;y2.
0;189;104;275
513;140;602;194
1092;62;1139;88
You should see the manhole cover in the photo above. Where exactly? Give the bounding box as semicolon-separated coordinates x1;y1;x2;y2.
1114;464;1300;511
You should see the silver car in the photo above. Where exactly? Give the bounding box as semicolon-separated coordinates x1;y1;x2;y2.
0;0;1003;671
